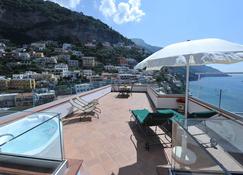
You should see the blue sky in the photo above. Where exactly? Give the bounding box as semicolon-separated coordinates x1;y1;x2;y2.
49;0;243;72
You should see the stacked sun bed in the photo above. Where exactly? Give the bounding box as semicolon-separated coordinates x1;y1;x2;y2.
130;108;217;151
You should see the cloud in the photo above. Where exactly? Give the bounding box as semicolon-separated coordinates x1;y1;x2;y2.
99;0;117;17
47;0;82;9
99;0;145;24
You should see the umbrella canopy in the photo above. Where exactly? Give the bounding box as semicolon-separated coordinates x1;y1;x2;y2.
135;38;243;70
135;38;243;166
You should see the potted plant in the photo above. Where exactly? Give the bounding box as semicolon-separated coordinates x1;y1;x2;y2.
176;97;185;113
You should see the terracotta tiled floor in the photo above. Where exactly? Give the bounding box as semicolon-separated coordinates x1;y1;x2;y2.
63;93;171;175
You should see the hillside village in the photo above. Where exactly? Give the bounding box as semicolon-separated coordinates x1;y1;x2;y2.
0;39;159;109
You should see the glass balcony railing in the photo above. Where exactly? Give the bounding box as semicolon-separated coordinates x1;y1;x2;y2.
172;117;243;174
190;85;243;116
0;110;63;161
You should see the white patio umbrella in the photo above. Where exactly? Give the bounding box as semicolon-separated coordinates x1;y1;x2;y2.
135;38;243;166
135;38;243;118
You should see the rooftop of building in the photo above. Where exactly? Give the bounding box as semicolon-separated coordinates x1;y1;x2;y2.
1;85;243;175
63;92;171;175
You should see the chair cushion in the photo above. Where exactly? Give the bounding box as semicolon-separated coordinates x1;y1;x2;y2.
156;109;175;116
157;109;184;122
189;111;217;119
131;109;150;124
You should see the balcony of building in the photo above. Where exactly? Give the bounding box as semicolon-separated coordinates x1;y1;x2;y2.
0;84;243;175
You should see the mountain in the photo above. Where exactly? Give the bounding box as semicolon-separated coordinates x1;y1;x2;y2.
0;0;132;45
131;38;161;53
167;65;228;81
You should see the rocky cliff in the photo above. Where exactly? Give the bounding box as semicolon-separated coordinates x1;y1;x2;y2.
0;0;132;44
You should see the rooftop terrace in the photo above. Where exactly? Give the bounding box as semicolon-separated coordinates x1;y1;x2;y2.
63;92;171;175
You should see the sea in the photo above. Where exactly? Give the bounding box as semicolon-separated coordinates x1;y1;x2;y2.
190;74;243;114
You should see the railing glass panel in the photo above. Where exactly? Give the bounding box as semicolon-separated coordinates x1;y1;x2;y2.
190;77;243;117
172;117;243;174
172;121;226;174
0;111;63;161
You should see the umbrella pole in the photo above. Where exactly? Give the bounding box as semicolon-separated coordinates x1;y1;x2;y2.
184;56;190;119
172;56;198;165
174;56;193;165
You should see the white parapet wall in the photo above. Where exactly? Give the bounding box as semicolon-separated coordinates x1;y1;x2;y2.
44;85;111;118
188;98;211;113
147;86;184;109
111;84;148;93
0;85;112;125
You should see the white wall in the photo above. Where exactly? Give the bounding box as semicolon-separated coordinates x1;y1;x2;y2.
188;99;209;113
157;97;179;109
132;85;147;92
147;86;158;107
111;84;147;92
147;87;183;109
44;86;111;118
0;86;112;125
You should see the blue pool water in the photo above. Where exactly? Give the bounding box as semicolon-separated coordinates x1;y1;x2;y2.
0;115;58;155
190;74;243;113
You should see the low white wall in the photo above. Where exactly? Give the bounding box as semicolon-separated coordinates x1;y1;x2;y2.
132;85;147;92
147;87;183;109
111;84;147;92
157;97;179;109
43;86;111;118
188;99;209;113
0;86;112;125
147;86;158;107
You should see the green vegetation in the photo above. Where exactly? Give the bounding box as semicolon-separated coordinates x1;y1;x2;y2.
0;0;133;44
80;45;148;65
0;58;43;77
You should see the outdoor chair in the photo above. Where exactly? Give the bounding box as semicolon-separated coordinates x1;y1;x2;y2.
130;109;174;151
157;109;218;148
129;83;134;96
157;109;217;121
117;84;132;98
76;96;101;113
77;97;99;105
188;111;217;119
69;99;99;119
73;98;101;114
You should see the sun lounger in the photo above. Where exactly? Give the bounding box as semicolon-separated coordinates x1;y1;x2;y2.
76;96;101;113
130;109;174;150
188;111;217;119
74;98;101;114
131;109;174;126
69;99;99;119
77;97;99;105
157;109;217;121
157;109;218;146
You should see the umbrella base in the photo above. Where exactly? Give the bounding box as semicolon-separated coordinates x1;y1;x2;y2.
172;146;197;165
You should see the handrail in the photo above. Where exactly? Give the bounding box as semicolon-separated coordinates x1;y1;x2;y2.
189;97;243;126
148;85;243;124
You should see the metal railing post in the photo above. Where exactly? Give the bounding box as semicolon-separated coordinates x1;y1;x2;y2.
219;89;222;109
58;113;65;160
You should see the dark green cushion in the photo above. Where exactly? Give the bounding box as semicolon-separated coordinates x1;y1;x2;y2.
131;109;174;126
156;109;174;116
157;109;184;122
189;111;217;119
131;109;150;124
